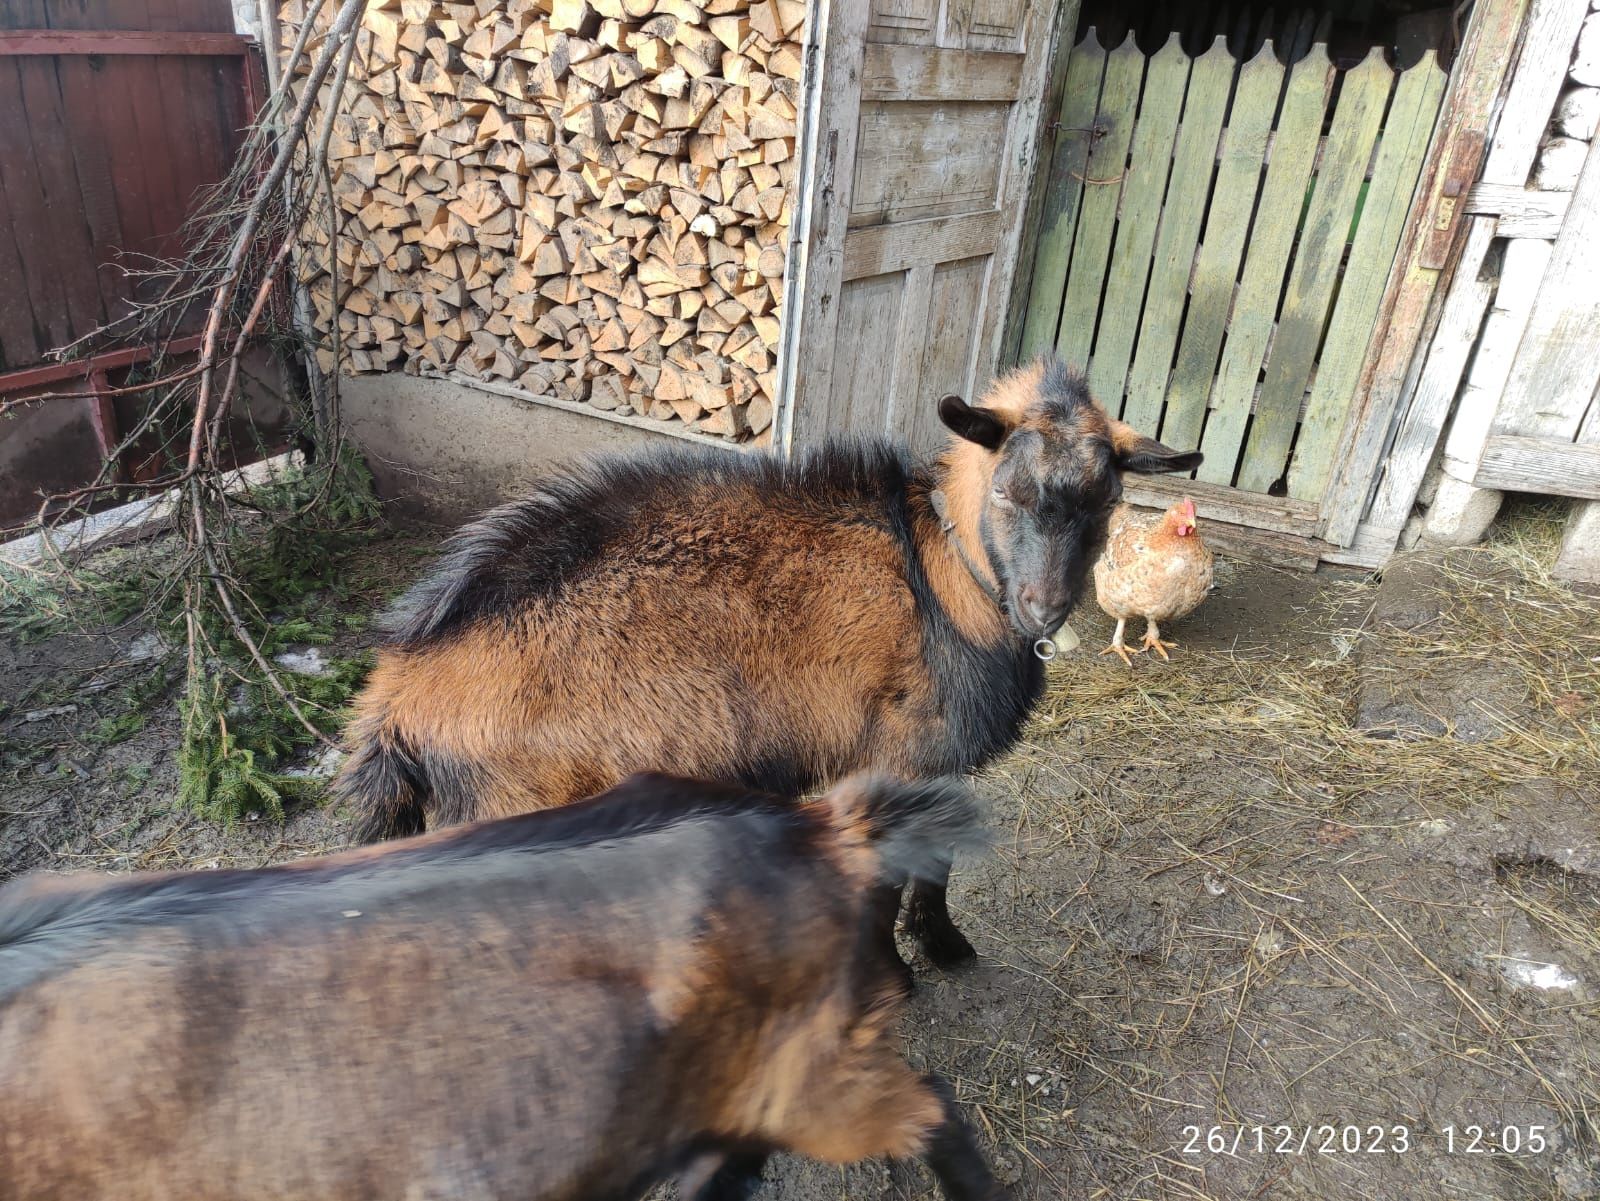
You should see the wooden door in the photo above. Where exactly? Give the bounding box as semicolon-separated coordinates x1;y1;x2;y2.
775;0;1064;453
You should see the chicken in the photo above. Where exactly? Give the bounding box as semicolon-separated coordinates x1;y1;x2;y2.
1092;497;1213;667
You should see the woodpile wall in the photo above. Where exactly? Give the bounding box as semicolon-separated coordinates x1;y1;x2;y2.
278;0;807;444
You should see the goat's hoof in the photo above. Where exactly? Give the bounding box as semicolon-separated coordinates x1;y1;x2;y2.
919;927;977;969
893;957;918;994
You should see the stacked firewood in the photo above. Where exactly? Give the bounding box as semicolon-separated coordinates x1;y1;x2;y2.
279;0;806;441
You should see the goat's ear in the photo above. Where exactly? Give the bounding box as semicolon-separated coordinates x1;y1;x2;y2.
1109;419;1203;474
938;394;1010;450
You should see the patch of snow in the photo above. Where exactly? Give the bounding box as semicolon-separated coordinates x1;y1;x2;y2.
274;647;331;676
22;705;77;723
126;632;166;662
284;745;346;780
1499;958;1582;992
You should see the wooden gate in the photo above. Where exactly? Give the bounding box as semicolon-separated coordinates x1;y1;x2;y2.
1009;28;1447;551
776;0;1061;452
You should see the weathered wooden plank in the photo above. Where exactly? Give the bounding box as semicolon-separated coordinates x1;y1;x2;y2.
0;30;249;54
1288;51;1447;502
0;155;38;370
824;271;905;434
1119;35;1232;435
885;262;935;436
1317;0;1529;546
908;255;989;448
1237;47;1392;494
1353;0;1591;540
1465;182;1571;237
968;0;1072;396
1483;0;1592;186
55;53;136;329
1365;219;1497;528
1001;3;1077;366
0;60;77;353
842;211;1000;280
1196;44;1333;485
1123;473;1321;537
145;0;216;265
771;0;826;452
1474;434;1600;497
861;43;1023;101
781;0;870;449
1493;138;1600;442
1156;42;1283;455
1438;235;1552;477
33;52;115;337
1113;501;1324;570
1017;32;1105;360
1086;32;1188;411
850;98;1013;227
1052;34;1141;370
1318;521;1407;568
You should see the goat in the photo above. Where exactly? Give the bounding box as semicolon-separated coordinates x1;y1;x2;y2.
0;773;1006;1201
337;358;1202;966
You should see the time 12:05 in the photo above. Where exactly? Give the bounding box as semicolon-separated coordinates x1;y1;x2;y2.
1442;1125;1547;1154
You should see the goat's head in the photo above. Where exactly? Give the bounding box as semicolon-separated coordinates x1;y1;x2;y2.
937;360;1202;640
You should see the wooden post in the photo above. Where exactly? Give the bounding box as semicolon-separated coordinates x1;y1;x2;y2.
85;369;129;484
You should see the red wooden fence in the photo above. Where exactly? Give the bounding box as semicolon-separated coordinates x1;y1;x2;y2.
0;0;263;528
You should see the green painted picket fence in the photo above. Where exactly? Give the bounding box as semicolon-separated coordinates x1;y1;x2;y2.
1014;31;1446;502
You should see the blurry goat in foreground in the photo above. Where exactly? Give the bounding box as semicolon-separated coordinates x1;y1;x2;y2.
0;772;1006;1201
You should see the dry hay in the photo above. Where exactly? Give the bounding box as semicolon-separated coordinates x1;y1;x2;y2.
1027;506;1599;822
936;502;1600;1199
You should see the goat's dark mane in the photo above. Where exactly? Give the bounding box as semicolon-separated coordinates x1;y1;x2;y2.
383;438;917;648
1035;360;1096;425
0;775;801;996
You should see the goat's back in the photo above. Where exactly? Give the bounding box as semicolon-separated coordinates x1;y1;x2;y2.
0;775;882;1201
338;440;1033;836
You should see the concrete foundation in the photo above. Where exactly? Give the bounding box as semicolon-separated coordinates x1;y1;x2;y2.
338;373;698;522
1420;472;1504;546
1555;499;1600;584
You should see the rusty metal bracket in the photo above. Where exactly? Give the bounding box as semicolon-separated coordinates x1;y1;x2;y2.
1419;129;1487;270
1042;122;1107;142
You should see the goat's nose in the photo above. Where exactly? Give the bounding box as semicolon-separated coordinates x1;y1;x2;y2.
1018;587;1069;632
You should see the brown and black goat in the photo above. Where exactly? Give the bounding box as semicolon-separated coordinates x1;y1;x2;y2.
0;773;1003;1201
337;358;1202;966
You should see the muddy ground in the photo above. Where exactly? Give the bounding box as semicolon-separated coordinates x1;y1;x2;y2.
2;505;1597;1201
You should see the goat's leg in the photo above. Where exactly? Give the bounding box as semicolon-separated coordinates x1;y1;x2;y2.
919;1075;1008;1200
904;859;975;968
681;1150;770;1201
870;880;916;992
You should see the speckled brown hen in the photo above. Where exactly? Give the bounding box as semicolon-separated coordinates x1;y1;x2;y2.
1092;497;1213;666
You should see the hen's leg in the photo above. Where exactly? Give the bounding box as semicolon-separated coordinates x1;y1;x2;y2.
1099;618;1134;667
1141;619;1178;660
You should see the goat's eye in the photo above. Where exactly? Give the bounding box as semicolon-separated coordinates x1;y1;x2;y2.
991;485;1013;509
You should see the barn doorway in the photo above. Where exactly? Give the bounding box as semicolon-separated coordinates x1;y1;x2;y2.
1005;0;1489;563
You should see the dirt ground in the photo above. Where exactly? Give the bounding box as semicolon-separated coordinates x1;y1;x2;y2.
2;503;1597;1201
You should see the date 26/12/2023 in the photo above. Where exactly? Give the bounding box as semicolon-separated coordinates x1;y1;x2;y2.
1181;1124;1550;1156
